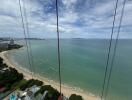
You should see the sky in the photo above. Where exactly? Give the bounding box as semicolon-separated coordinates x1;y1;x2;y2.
0;0;132;39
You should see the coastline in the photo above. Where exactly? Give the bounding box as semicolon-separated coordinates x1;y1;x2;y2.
0;50;100;100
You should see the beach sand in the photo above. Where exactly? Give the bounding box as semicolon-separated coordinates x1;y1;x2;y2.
0;50;100;100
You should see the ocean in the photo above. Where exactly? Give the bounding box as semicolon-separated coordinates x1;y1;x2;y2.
8;39;132;100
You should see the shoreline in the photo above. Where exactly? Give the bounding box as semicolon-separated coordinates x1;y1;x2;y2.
0;50;100;100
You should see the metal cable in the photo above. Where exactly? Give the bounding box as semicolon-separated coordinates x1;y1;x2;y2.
18;0;34;79
22;0;35;77
101;0;119;99
55;0;62;96
104;0;127;99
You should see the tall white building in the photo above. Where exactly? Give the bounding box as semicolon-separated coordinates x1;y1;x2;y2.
10;39;14;45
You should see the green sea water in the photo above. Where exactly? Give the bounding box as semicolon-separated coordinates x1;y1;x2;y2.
8;39;132;100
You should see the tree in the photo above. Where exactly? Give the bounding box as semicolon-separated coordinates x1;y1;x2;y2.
20;79;43;91
34;85;60;100
0;57;3;64
69;94;83;100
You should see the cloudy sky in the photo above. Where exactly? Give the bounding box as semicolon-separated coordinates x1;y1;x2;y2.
0;0;132;38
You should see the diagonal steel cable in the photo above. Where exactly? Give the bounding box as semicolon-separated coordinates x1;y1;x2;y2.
101;0;119;99
18;0;34;79
55;0;62;97
104;0;127;99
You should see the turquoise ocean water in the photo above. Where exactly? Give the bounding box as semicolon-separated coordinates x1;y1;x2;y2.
8;39;132;100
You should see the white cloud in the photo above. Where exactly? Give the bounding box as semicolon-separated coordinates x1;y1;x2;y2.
0;0;131;38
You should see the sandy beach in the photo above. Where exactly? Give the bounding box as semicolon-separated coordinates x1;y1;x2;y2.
0;50;100;100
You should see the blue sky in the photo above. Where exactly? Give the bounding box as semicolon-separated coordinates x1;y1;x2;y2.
0;0;132;38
